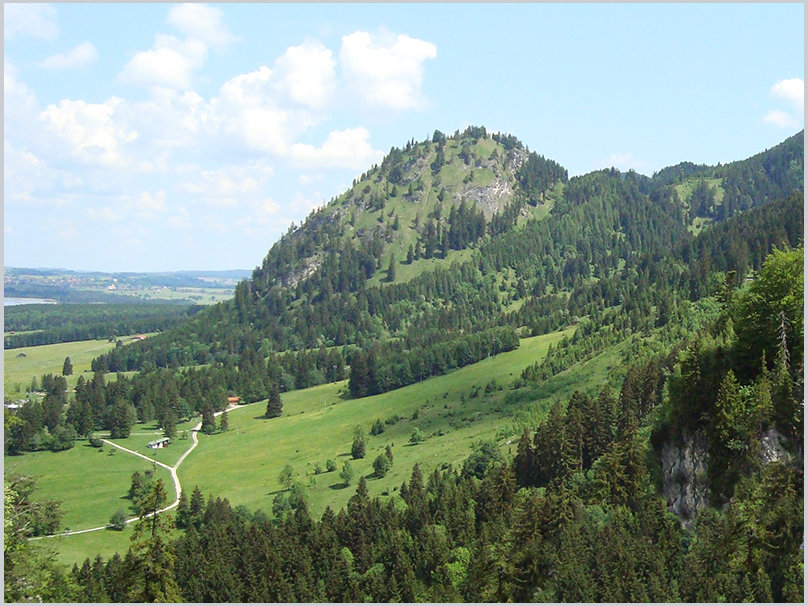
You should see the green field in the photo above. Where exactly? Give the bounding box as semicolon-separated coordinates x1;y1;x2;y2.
3;334;155;397
10;328;582;565
4;443;174;530
180;328;575;519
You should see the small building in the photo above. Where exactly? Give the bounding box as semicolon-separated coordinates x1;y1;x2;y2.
227;396;241;405
147;437;171;449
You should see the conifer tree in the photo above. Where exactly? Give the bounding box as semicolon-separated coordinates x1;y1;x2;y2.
265;383;283;418
62;357;73;376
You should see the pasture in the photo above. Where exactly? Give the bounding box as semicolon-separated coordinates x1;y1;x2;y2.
3;334;154;396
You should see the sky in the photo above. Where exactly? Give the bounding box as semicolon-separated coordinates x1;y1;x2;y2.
4;2;804;273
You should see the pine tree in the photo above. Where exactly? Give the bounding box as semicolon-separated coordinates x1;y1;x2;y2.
265;383;283;418
218;410;229;432
387;256;396;282
200;405;215;435
125;479;183;602
62;357;73;376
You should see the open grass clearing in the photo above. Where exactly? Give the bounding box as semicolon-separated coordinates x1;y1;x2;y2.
3;334;156;396
180;328;574;520
4;442;173;539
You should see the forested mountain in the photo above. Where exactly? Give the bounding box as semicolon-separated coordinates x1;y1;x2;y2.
5;128;803;602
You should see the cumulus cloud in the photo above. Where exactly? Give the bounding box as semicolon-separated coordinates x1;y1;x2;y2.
290;127;382;170
38;42;98;70
39;97;138;166
764;110;799;129
4;3;58;40
765;78;804;129
119;34;207;90
273;42;336;109
770;78;804;111
340;31;436;110
167;3;237;51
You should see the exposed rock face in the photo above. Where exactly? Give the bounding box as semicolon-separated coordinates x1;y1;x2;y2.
459;178;514;217
661;430;709;528
760;427;791;465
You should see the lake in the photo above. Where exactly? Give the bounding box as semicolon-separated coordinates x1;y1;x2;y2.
4;297;59;306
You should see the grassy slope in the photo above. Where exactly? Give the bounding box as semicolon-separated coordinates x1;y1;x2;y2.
3;334;156;396
180;328;574;520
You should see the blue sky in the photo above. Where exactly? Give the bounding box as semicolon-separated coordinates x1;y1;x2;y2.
4;3;804;272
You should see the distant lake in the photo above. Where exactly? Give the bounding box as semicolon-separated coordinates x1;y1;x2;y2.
4;297;58;306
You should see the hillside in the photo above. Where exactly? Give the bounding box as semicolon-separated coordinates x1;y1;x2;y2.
5;128;803;602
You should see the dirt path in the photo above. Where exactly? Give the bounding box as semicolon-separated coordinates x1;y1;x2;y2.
31;403;243;540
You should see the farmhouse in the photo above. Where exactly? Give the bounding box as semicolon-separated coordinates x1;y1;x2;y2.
227;396;241;405
147;437;171;449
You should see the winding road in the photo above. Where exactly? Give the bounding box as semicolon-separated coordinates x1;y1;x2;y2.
31;404;240;540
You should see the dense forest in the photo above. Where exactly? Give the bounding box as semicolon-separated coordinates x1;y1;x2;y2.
4;127;804;602
3;304;203;349
6;246;802;602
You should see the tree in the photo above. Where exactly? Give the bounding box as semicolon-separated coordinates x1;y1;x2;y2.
109;510;127;531
387;256;397;283
218;410;229;433
279;464;294;489
409;427;424;445
340;461;354;486
370;419;384;435
265;383;283;418
351;426;367;459
326;458;338;472
125;479;183;602
373;452;391;478
108;400;137;439
62;357;73;376
200;405;215;435
162;409;177;440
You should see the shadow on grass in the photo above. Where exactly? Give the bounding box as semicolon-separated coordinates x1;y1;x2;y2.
329;482;349;490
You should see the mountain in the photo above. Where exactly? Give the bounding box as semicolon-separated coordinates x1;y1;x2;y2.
11;128;804;603
95;127;803;382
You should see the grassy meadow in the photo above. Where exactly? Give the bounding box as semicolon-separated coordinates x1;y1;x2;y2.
180;328;575;520
3;334;155;397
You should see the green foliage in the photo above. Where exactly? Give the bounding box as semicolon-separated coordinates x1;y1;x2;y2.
351;425;367;459
279;464;294;489
372;452;392;477
340;461;354;486
108;510;127;531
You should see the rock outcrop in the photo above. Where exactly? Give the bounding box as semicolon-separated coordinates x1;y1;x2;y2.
661;430;709;528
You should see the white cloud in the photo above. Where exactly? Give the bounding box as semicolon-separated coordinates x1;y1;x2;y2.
764;110;799;129
39;97;138;167
212;66;309;154
167;4;236;51
37;42;98;70
179;162;274;207
291;127;382;170
139;190;167;211
340;30;436;110
87;206;122;222
273;42;336;109
118;34;207;90
764;78;804;129
4;4;58;40
770;78;804;111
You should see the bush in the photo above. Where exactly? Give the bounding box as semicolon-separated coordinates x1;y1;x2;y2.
109;510;127;531
88;436;103;448
409;427;424;445
326;458;337;472
370;419;385;435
